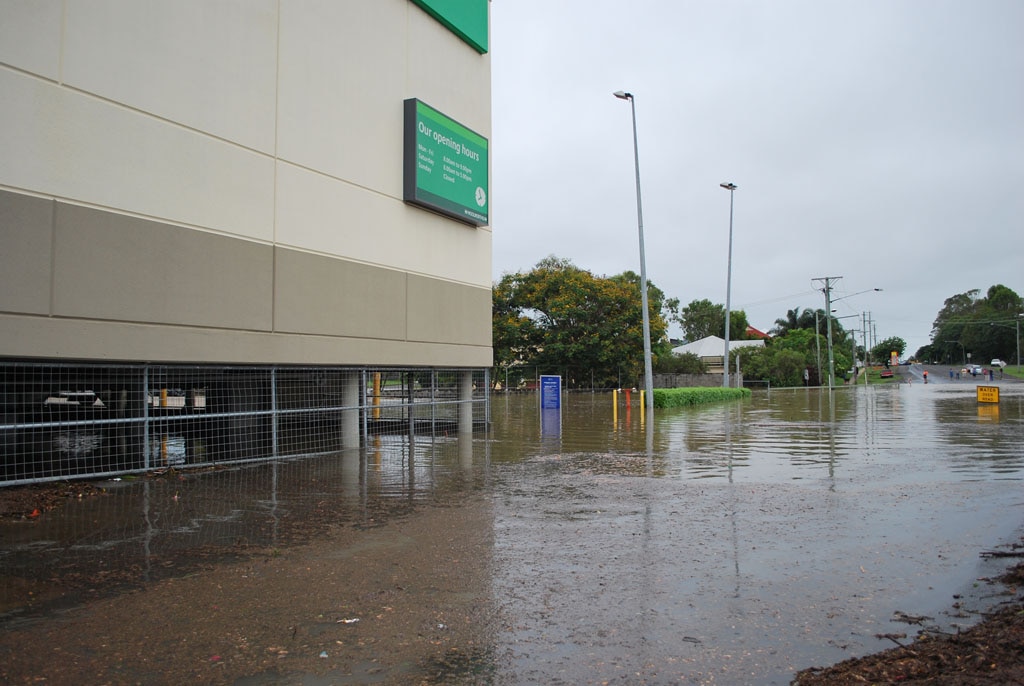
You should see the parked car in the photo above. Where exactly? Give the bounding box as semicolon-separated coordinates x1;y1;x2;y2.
963;364;983;377
991;359;1006;368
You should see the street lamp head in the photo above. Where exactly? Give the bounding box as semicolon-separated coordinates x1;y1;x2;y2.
720;182;737;191
613;90;633;101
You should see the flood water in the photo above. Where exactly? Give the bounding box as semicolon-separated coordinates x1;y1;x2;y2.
2;381;1023;685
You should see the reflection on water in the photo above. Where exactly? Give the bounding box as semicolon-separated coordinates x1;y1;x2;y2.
0;435;489;627
490;385;1024;483
1;384;1023;684
486;385;1024;684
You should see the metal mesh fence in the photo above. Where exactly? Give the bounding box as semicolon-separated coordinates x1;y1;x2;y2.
0;362;489;486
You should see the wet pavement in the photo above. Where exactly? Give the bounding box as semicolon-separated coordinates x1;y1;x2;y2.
1;381;1023;684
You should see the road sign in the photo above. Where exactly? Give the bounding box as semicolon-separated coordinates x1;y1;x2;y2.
977;386;1000;403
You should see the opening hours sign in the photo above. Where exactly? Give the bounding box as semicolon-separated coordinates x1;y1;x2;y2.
403;98;489;226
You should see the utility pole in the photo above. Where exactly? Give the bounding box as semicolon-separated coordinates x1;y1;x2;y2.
813;276;841;390
862;312;870;385
814;310;822;386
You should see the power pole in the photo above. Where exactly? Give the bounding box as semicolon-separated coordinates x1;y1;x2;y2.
813;276;842;390
862;312;870;385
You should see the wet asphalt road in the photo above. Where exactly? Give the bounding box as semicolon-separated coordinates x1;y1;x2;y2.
2;386;1023;685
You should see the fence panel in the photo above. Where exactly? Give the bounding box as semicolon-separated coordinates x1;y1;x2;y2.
0;363;489;486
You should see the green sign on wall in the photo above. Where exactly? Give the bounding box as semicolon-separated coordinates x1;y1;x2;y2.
410;0;488;54
403;99;489;227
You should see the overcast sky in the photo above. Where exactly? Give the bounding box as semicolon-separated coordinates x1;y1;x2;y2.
489;1;1023;355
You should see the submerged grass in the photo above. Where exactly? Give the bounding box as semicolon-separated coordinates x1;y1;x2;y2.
653;387;750;408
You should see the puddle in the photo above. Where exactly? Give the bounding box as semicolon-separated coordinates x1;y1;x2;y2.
1;384;1022;684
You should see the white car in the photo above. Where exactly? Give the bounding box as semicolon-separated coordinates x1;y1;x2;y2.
991;359;1007;368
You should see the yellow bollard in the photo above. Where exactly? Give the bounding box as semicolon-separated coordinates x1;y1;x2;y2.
373;373;381;419
612;389;618;425
640;390;645;424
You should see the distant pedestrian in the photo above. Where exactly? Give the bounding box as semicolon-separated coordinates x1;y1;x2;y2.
949;369;954;380
923;370;929;384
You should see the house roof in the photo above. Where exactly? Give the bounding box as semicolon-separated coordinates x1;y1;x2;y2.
746;325;771;339
671;335;765;357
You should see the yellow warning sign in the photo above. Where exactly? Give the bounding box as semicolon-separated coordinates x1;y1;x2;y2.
977;386;1000;403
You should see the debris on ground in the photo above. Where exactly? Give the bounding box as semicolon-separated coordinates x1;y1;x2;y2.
0;481;108;519
792;561;1024;685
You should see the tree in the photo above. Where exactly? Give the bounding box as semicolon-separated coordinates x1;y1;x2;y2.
739;328;828;387
679;299;750;342
492;257;669;388
772;306;847;341
871;336;907;365
986;284;1022;313
771;308;801;336
929;285;1022;365
771;307;818;336
654;351;706;375
679;299;723;341
740;343;814;387
914;344;934;363
727;310;751;342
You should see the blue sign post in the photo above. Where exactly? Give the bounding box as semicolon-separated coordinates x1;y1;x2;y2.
540;375;561;410
539;375;562;435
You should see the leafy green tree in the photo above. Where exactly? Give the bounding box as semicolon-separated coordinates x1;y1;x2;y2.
739;344;814;387
679;299;723;341
984;284;1021;314
654;351;707;374
772;306;851;347
913;344;933;363
871;336;907;365
735;326;860;386
727;310;750;342
771;349;811;387
679;299;750;342
492;256;669;388
771;308;800;336
771;307;819;335
930;285;1022;364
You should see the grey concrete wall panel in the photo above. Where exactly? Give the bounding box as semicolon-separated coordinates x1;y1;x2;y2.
0;190;53;314
406;275;492;347
52;203;273;331
0;314;493;368
274;248;407;340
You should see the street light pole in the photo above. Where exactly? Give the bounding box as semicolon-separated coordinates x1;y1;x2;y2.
614;91;654;410
720;182;737;388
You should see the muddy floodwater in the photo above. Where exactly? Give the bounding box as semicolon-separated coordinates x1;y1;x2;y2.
2;381;1023;685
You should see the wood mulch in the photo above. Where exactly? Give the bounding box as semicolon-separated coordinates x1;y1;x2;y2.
792;561;1024;685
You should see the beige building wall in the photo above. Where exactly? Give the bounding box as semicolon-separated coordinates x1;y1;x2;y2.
0;0;492;367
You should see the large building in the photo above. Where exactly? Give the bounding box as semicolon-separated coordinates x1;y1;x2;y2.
0;1;493;483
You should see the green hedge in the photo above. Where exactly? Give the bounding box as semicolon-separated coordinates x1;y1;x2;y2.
652;387;751;408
